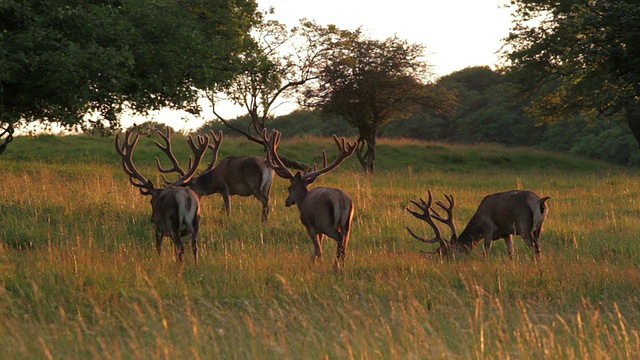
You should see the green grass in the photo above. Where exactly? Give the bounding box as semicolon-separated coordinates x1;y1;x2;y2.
1;134;640;358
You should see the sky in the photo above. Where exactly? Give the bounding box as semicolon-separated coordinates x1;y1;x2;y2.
260;0;514;77
29;0;514;134
139;0;515;132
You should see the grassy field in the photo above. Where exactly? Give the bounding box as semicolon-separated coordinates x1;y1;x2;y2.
1;133;640;359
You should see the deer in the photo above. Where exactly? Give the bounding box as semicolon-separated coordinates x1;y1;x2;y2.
154;127;275;223
406;190;551;259
115;129;216;265
264;130;357;271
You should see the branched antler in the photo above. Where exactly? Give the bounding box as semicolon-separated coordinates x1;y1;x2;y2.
406;190;458;256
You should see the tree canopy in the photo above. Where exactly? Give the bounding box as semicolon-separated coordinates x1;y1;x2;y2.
205;19;348;149
301;33;455;173
0;0;259;132
503;0;640;146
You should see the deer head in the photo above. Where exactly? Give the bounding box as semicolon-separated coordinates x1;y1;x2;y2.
263;129;357;208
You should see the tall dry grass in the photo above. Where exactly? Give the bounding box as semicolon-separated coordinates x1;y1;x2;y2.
0;135;639;358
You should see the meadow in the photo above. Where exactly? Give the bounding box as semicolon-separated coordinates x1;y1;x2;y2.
1;133;640;359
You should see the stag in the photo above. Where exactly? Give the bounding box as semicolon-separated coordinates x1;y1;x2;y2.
406;190;551;259
154;127;275;222
264;130;357;271
115;130;214;265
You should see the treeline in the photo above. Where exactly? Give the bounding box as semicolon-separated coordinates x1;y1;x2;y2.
200;66;640;167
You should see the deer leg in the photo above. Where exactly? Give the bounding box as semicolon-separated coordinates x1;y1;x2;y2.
504;235;514;259
483;239;493;256
254;192;269;223
155;230;163;256
323;228;347;271
334;236;346;273
172;233;185;263
222;191;231;216
191;219;200;266
309;230;323;263
482;225;496;256
522;232;541;259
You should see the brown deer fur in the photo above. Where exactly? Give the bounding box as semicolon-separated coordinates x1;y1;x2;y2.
265;130;357;271
116;130;210;265
187;155;274;222
407;189;551;259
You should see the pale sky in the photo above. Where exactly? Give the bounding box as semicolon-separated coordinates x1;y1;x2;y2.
33;1;514;134
260;0;514;77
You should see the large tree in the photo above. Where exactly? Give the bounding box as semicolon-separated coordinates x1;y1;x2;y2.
302;33;455;173
503;0;640;147
204;19;348;156
202;18;351;169
0;0;259;133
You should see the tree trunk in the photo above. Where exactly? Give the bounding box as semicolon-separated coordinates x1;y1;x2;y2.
356;129;376;173
625;99;640;149
0;123;14;156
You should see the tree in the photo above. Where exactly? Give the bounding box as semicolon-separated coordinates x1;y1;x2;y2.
202;18;351;169
302;33;455;173
0;122;13;155
0;0;259;133
503;0;640;147
438;66;545;147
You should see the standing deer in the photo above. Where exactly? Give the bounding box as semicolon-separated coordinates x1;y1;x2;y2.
406;190;551;259
115;130;214;265
264;130;357;271
154;128;275;222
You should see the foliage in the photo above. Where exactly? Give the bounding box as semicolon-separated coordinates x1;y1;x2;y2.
0;0;259;130
503;0;640;146
2;135;640;357
375;66;545;147
539;116;640;166
199;110;357;139
128;121;177;137
201;65;640;166
205;18;349;157
302;32;456;173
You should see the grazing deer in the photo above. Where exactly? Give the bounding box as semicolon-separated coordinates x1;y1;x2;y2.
406;190;551;259
264;130;357;271
154;127;275;222
115;130;214;265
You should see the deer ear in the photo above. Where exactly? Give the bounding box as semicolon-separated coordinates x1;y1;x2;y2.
304;176;317;186
294;172;303;181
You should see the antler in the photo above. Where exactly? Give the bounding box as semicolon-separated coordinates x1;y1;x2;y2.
171;134;210;187
115;130;155;196
154;128;219;185
154;127;187;181
301;135;357;183
0;123;14;156
405;190;457;256
263;129;296;179
202;130;223;173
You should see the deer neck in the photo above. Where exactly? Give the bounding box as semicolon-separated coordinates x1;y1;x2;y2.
456;222;483;250
188;170;224;196
290;185;309;212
